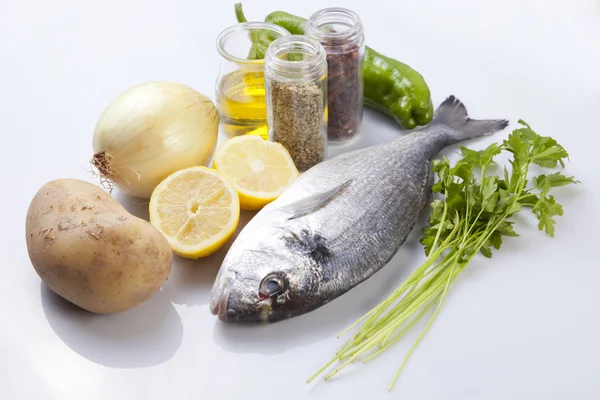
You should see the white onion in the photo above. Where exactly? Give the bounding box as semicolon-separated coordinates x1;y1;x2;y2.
92;81;220;198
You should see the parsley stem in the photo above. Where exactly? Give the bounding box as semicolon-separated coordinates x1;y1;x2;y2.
363;294;440;363
479;165;487;196
337;221;462;342
325;252;463;380
430;191;449;254
355;244;462;339
388;258;460;390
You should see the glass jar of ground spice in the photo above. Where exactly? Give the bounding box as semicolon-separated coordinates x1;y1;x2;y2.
305;7;365;144
264;35;328;172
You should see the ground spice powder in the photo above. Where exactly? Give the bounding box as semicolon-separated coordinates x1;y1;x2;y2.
270;81;325;172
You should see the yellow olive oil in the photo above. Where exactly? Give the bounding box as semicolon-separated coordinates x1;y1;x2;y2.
216;70;268;139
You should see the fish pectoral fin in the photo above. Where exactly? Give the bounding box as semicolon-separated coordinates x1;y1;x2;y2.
284;179;353;220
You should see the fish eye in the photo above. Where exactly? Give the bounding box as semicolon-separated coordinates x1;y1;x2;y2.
259;274;288;298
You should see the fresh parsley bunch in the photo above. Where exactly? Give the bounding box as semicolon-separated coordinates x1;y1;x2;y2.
309;120;578;390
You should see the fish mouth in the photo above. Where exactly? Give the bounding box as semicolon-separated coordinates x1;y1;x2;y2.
209;281;230;321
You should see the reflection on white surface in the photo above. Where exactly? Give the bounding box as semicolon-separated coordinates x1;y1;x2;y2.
41;283;183;368
29;340;99;400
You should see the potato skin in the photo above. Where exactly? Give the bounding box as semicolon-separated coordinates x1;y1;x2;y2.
26;178;172;314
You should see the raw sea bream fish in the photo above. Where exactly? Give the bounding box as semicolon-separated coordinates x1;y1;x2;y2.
210;96;508;323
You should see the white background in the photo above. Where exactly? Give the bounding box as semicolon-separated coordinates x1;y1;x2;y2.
1;0;599;399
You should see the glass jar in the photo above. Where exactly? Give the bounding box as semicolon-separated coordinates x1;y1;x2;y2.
265;35;328;172
305;7;366;144
215;22;290;139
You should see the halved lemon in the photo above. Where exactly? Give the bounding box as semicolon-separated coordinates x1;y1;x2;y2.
213;136;299;210
149;166;240;259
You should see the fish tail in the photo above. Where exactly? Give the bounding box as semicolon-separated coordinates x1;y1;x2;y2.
432;96;509;144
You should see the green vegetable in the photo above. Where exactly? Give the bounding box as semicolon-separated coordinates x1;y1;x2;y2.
235;5;310;59
363;47;434;130
234;3;434;130
236;5;278;60
308;121;578;390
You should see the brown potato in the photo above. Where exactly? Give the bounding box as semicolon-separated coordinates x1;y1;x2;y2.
26;178;172;314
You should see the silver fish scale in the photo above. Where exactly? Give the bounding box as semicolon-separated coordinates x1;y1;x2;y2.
210;96;508;323
277;132;439;301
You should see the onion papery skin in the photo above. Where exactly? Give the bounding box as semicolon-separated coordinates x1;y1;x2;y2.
92;81;220;199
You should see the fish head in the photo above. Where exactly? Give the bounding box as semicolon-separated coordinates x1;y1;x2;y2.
210;228;326;323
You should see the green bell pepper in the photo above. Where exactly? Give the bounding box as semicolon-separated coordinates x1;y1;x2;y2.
234;3;434;130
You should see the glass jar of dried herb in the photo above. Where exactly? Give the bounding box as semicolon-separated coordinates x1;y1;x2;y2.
264;35;328;172
305;7;365;144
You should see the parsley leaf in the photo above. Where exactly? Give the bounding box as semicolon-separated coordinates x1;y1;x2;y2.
488;231;503;250
482;176;498;203
479;143;504;168
530;135;569;168
503;165;510;189
428;200;445;224
451;162;473;184
535;173;578;195
518;191;539;207
480;245;493;258
484;192;500;213
459;146;481;166
494;189;511;213
505;129;530;163
533;195;564;237
496;221;519;237
506;201;522;216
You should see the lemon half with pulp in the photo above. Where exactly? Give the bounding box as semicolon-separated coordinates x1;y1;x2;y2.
213;136;299;210
149;166;240;259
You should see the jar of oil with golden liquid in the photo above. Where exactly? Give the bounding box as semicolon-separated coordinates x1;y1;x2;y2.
215;23;290;139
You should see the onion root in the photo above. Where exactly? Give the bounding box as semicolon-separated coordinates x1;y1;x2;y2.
91;151;116;193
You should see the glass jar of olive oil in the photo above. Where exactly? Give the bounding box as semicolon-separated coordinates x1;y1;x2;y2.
215;22;290;139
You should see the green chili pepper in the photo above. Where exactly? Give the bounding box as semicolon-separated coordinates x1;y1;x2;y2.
363;47;434;129
234;3;434;130
235;4;276;60
265;11;307;35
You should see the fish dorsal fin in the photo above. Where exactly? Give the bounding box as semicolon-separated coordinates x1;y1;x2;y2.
284;179;353;220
